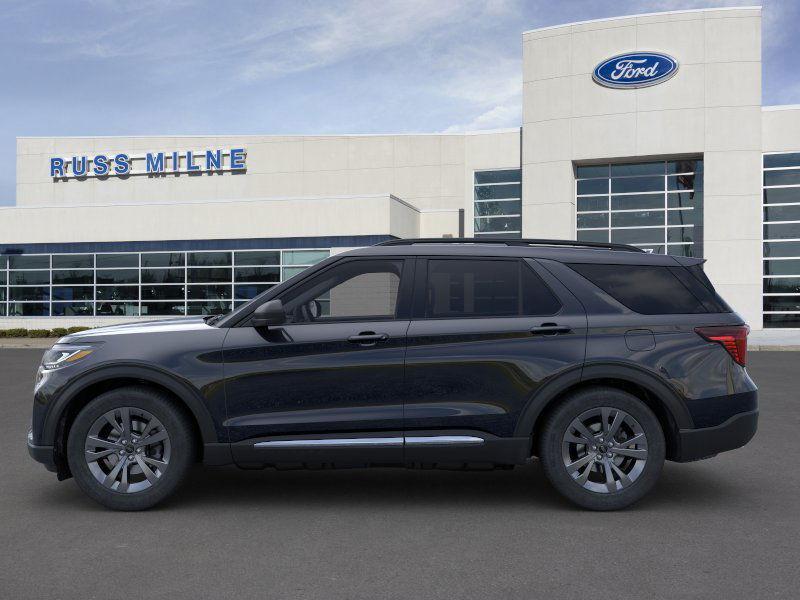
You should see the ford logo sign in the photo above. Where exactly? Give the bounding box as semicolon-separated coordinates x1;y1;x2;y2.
593;52;678;89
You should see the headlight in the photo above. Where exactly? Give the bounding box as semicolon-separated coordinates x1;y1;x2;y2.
41;346;94;370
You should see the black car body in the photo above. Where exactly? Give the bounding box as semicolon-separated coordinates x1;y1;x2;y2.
28;239;758;510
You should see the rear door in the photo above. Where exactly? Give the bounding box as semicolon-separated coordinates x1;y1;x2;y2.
403;256;587;449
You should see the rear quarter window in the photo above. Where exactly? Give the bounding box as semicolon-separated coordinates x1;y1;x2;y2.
567;263;722;315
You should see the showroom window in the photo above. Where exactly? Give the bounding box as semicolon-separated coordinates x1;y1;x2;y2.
474;169;521;238
1;248;329;317
763;152;800;328
575;159;703;257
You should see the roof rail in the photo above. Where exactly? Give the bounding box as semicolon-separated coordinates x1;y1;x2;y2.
376;238;644;252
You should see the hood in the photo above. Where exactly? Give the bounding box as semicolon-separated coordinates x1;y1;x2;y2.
60;317;212;342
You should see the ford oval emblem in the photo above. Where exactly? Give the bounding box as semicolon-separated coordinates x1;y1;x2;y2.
593;52;679;89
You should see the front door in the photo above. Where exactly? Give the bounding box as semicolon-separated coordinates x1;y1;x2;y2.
223;256;413;466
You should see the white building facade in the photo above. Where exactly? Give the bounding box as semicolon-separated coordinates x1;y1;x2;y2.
3;6;799;330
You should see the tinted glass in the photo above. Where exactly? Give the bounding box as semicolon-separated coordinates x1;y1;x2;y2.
234;267;280;282
764;170;800;187
667;191;702;209
96;286;138;301
187;302;232;315
611;211;664;228
96;269;138;284
568;263;707;314
141;285;185;300
474;216;521;234
611;176;663;194
234;251;279;266
141;302;185;316
474;184;521;200
474;200;522;217
764;297;800;312
187;285;232;300
7;302;49;316
52;302;93;316
764;153;800;168
96;302;138;316
10;287;50;301
96;254;137;268
765;205;800;222
577;229;609;242
234;283;275;300
52;270;93;284
9;271;50;285
764;241;800;258
667;174;700;191
141;253;184;267
52;254;93;269
283;250;329;266
474;170;521;184
9;255;48;269
577;179;607;195
611;194;664;211
188;252;231;266
575;165;608;178
577;197;608;212
425;259;560;318
52;286;94;301
763;188;800;204
611;162;664;176
764;259;800;275
142;268;185;283
763;314;800;328
187;268;231;283
763;278;800;294
577;213;609;229
764;223;800;240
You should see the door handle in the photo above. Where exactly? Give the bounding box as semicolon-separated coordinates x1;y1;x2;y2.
530;323;572;336
347;332;389;345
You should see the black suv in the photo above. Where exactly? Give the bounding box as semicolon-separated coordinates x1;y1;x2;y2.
28;239;758;511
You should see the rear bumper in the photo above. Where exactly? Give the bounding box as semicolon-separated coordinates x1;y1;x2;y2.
27;429;57;472
674;410;758;462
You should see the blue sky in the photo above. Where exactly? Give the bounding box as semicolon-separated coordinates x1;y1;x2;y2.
1;0;798;206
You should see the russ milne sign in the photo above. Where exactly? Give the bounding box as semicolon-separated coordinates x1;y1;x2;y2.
50;148;247;179
592;52;678;89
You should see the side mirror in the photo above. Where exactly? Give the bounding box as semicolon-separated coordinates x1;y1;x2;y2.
251;299;286;328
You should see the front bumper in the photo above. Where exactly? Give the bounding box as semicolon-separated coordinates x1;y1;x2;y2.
27;429;57;472
674;410;758;462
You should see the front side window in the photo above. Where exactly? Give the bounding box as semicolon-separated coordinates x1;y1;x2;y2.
425;259;561;318
280;259;404;323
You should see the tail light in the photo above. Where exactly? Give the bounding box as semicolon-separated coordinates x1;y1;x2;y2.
695;325;750;366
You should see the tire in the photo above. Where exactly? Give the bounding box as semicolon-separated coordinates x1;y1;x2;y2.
539;387;665;511
67;386;196;511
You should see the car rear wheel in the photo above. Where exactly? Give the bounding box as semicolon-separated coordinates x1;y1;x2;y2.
67;386;196;511
539;387;665;511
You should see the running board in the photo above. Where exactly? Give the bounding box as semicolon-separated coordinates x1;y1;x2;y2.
253;435;484;449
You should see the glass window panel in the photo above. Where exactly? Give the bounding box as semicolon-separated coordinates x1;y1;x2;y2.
52;286;93;301
188;252;231;266
96;254;137;268
667;174;700;191
764;241;800;258
141;285;185;300
667;191;702;209
474;216;521;233
667;244;696;257
667;227;694;244
96;302;139;316
187;267;231;283
0;272;5;286
0;255;6;269
764;223;800;240
96;286;138;301
474;170;520;184
96;269;138;284
283;250;329;266
187;302;232;315
9;286;49;301
9;255;49;269
141;253;184;268
611;176;663;194
187;285;232;300
764;170;800;187
764;259;800;276
764;205;800;222
52;270;93;284
0;304;5;316
577;229;609;242
52;254;93;269
7;302;49;316
611;194;664;211
577;197;608;212
141;268;185;284
234;266;280;283
282;266;307;280
0;287;4;300
234;251;280;266
425;260;516;317
763;314;800;327
576;165;609;179
577;179;608;195
764;153;800;169
668;209;698;226
611;162;664;177
9;271;49;285
577;213;609;229
667;160;702;174
52;302;94;316
763;296;800;312
763;278;800;294
612;211;665;228
474;184;521;200
474;200;521;217
763;187;800;204
234;284;275;300
611;228;664;244
141;302;185;316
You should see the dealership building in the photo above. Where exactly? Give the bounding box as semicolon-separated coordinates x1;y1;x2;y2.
3;6;800;332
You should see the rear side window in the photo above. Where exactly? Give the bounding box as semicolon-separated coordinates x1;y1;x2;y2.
425;259;561;318
567;263;726;314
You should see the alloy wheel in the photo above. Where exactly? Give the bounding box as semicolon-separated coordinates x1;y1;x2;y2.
561;406;648;494
84;406;172;493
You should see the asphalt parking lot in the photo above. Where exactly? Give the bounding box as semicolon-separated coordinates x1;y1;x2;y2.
1;349;798;600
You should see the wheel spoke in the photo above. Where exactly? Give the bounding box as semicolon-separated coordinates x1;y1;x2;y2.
566;453;595;474
118;459;130;493
602;458;617;493
142;456;168;470
136;455;159;484
86;435;123;450
614;447;648;460
120;407;131;439
607;410;624;439
610;461;633;488
104;413;122;435
139;429;168;446
564;433;591;446
572;421;597;444
618;433;646;448
85;448;116;462
102;458;126;488
576;462;594;485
